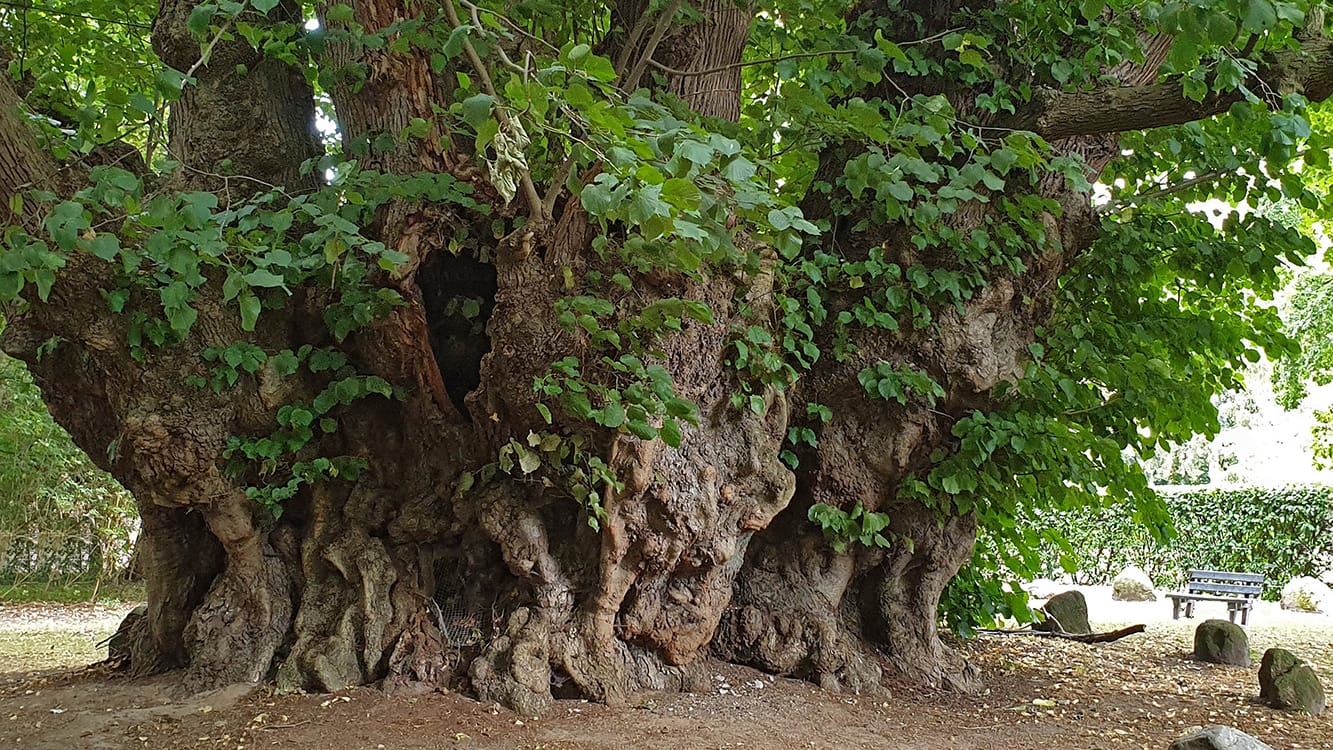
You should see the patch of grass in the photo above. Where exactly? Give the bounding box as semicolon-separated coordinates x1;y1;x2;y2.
0;578;145;605
0;629;112;672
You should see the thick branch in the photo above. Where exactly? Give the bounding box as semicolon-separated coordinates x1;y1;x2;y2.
0;74;64;233
152;0;320;193
982;624;1147;643
1014;37;1333;138
624;0;685;92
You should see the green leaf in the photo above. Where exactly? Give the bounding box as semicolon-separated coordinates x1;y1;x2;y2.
599;402;626;429
269;350;299;376
627;419;657;440
239;293;261;331
664;397;698;423
87;235;121;261
244;269;286;288
1078;0;1105;20
187;4;217;35
660;417;683;448
676;140;713;166
461;93;494;129
661;178;702;211
1241;0;1277;33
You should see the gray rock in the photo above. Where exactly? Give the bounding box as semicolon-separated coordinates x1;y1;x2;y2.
1193;619;1251;666
1259;647;1326;715
1034;590;1091;634
1112;565;1157;601
1279;576;1331;613
1169;725;1273;750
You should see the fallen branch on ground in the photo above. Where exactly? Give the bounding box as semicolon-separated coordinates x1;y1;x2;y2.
978;624;1147;643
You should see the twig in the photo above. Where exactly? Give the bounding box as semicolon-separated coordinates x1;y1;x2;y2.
624;0;684;92
458;0;559;54
646;27;962;79
649;49;858;79
542;158;577;218
182;17;235;84
614;6;656;76
1099;170;1226;213
465;2;529;77
442;0;543;223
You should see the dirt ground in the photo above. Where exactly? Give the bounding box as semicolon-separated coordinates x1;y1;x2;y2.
1;592;1331;750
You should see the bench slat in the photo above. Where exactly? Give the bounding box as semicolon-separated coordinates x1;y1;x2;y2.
1188;569;1265;584
1166;593;1253;606
1187;582;1262;597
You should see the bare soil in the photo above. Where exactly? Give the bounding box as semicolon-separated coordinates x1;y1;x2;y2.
2;597;1331;750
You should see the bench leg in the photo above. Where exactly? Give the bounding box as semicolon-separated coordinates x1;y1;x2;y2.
1242;607;1249;626
1228;608;1237;624
1185;601;1194;618
1171;599;1180;620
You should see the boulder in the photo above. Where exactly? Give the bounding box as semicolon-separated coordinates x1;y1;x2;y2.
1258;648;1326;715
1169;725;1273;750
1193;619;1251;666
1033;590;1091;634
1111;565;1157;601
1279;576;1331;613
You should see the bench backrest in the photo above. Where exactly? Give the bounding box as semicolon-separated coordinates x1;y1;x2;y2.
1185;569;1264;598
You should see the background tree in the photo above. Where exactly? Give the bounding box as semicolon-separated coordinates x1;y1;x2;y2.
2;0;1331;713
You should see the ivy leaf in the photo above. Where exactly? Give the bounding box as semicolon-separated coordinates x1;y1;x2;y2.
664;397;698;423
87;234;121;261
461;93;494;129
518;448;541;474
627;419;657;440
660;417;683;447
187;5;216;35
661;178;702;211
244;269;286;288
238;293;261;331
1241;0;1277;33
269;350;299;376
1078;0;1105;20
599;402;626;428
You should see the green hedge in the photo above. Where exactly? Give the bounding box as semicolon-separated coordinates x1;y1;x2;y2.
0;355;138;584
1033;485;1333;599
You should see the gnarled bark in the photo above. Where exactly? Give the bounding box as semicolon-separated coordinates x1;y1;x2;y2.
5;0;1332;717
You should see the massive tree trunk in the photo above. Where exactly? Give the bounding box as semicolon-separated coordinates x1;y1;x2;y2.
2;0;1330;714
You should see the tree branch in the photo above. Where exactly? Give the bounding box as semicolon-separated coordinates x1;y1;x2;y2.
624;0;685;92
980;624;1147;643
442;0;544;223
1097;169;1226;214
645;27;959;79
0;71;64;234
1011;37;1333;139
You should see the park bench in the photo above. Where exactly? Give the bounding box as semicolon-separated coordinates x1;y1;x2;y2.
1165;569;1265;625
